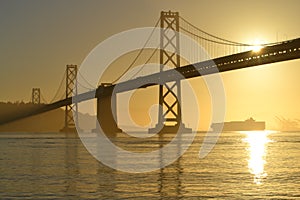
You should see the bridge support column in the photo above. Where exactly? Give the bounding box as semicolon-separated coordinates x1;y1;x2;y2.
60;65;79;133
149;11;191;133
93;86;121;136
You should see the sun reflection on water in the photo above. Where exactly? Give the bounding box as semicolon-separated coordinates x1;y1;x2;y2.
242;130;273;184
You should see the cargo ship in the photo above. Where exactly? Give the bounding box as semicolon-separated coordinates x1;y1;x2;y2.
210;117;265;132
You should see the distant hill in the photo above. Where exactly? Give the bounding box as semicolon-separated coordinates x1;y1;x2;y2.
0;102;96;132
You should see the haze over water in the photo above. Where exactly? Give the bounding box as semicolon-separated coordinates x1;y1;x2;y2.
1;131;299;199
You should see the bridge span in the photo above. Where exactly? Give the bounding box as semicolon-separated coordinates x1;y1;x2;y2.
1;37;300;127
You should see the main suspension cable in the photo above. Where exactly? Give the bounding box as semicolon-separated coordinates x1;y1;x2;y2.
111;17;160;84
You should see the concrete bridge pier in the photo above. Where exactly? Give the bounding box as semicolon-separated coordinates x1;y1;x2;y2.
93;86;122;136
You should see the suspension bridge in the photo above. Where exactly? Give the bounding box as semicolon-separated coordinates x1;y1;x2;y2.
1;11;300;134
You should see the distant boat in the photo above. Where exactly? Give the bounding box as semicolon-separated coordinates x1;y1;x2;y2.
211;117;265;132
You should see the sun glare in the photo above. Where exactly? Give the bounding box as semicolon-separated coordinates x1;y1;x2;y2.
247;39;265;52
251;45;263;52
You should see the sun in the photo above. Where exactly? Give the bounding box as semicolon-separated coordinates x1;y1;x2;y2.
247;39;265;52
251;45;263;52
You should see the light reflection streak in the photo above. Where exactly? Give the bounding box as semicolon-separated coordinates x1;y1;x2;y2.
242;130;273;184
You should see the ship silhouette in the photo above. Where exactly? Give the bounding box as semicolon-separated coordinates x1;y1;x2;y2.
211;117;265;132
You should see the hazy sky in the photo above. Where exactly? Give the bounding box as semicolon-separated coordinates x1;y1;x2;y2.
1;0;300;130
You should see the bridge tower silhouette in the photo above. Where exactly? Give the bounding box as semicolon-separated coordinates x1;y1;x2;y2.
149;11;191;133
60;64;79;133
31;88;41;104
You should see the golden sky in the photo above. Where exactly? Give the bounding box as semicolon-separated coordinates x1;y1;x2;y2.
1;0;300;130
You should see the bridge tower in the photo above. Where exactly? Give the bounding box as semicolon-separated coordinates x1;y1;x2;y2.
60;65;79;133
31;88;41;104
150;11;191;133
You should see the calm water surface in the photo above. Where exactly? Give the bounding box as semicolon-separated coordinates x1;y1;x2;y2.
0;131;300;199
